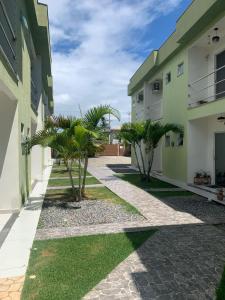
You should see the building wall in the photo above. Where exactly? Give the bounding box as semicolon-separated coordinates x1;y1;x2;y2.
161;48;188;182
0;0;53;211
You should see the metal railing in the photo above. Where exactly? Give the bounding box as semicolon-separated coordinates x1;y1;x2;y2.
31;78;38;111
188;64;225;108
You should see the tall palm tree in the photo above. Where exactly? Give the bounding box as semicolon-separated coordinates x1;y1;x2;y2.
143;120;183;181
28;120;96;201
120;122;146;178
37;105;120;196
120;120;183;182
81;105;120;195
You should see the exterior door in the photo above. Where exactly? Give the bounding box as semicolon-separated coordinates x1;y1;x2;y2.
215;132;225;186
216;50;225;99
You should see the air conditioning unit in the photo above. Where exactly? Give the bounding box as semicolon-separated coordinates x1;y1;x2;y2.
152;80;161;93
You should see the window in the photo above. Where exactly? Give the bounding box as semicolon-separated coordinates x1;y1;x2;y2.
177;133;184;146
177;62;184;77
165;72;171;84
137;90;144;103
165;135;170;147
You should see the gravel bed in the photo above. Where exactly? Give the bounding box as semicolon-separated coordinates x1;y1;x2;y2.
161;195;225;224
38;199;145;228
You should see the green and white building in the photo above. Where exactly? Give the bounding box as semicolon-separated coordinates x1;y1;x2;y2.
0;0;53;212
129;0;225;190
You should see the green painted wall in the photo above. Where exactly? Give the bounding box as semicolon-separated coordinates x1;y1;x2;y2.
161;48;188;182
0;0;52;209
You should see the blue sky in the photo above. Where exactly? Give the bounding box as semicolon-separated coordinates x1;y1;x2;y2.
42;0;192;127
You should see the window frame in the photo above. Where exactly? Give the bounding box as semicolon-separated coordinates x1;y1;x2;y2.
177;62;184;77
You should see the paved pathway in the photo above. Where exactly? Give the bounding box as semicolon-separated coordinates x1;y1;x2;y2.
81;156;225;300
0;164;52;300
84;224;225;300
0;276;24;300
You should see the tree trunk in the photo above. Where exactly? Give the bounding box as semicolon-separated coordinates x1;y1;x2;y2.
133;145;143;179
138;143;146;180
147;149;154;182
65;161;77;201
78;157;82;201
81;153;88;196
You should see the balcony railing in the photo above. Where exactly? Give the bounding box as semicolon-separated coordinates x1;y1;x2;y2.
31;78;38;112
188;64;225;108
0;0;17;73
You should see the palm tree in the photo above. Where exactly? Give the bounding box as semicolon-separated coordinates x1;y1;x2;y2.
120;120;183;182
81;105;120;195
36;105;120;197
143;120;183;181
28;120;96;201
120;122;146;178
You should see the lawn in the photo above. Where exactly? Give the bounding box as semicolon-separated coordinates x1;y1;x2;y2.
44;187;141;215
21;231;155;300
217;266;225;300
116;173;176;189
50;169;91;178
48;177;100;187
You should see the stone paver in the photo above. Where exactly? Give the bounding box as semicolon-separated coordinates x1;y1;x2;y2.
0;276;24;300
84;224;225;300
82;157;225;300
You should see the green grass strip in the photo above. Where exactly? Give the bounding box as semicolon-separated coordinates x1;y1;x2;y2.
48;177;100;187
116;174;176;189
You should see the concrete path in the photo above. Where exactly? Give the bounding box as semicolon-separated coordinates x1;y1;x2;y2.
0;164;52;299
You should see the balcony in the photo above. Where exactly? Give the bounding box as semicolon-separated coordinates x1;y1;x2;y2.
31;78;38;113
0;0;17;73
188;14;225;109
188;64;225;108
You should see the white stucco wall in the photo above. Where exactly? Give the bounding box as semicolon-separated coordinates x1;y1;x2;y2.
188;115;225;184
0;92;20;211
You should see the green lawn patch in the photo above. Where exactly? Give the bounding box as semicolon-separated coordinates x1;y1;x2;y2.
22;231;155;300
117;174;176;189
217;266;225;300
48;177;100;187
149;191;194;198
51;168;91;178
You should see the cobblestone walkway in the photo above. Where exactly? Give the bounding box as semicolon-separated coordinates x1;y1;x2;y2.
84;224;225;300
0;276;24;300
82;157;225;300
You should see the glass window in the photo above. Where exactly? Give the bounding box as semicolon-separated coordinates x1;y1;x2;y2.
177;133;184;146
137;90;144;103
165;135;170;147
177;63;184;77
166;72;171;84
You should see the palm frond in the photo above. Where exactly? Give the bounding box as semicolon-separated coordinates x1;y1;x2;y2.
83;105;120;130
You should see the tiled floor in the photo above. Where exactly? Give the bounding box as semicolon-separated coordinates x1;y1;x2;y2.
0;276;24;300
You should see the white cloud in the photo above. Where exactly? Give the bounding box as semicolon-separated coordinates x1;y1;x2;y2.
42;0;183;125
